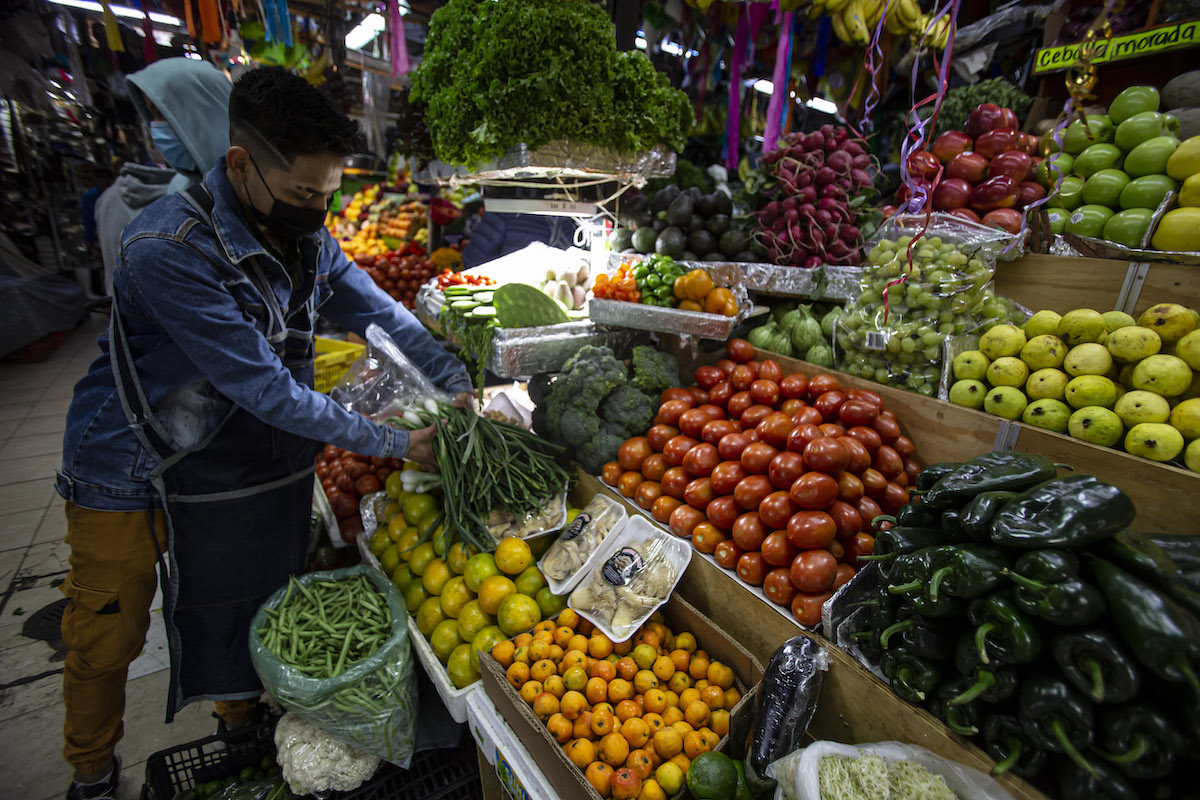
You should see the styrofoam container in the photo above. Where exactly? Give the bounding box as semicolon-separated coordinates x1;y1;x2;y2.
408;620;478;724
466;690;561;800
567;515;691;643
538;493;628;596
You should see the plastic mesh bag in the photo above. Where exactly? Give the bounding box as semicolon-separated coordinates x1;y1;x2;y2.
331;323;452;422
249;565;418;766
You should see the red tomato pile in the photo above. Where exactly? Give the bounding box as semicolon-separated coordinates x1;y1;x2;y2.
601;338;920;628
353;250;439;309
315;445;403;543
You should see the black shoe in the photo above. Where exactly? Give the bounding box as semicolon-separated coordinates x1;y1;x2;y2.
212;701;272;749
65;754;121;800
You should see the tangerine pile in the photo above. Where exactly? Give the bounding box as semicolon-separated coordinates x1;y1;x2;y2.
492;610;740;800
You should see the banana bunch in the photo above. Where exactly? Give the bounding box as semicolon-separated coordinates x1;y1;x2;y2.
818;0;938;48
683;0;719;11
911;12;952;50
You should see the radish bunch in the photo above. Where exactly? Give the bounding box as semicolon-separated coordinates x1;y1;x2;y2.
754;125;878;268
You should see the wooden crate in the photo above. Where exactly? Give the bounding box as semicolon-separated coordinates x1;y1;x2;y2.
994;253;1200;317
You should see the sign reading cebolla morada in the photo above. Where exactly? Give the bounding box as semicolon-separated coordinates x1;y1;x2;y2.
1033;18;1200;75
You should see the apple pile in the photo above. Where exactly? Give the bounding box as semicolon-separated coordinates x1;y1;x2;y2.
601;338;921;628
900;103;1042;233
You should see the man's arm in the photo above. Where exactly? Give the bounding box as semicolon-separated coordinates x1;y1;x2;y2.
119;236;412;459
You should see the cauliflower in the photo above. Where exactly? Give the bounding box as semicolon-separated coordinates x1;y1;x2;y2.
274;713;379;795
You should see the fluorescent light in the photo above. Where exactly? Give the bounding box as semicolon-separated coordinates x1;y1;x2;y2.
806;97;838;114
661;40;683;56
635;37;647;49
47;0;181;26
345;12;386;50
753;79;773;95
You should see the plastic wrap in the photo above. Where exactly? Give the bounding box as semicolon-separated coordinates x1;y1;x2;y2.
540;493;628;595
482;485;568;540
211;782;285;800
410;140;676;189
331;324;452;422
249;567;418;767
608;252;864;302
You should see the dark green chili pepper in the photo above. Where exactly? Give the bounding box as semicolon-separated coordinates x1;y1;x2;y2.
1092;530;1200;621
1095;704;1187;780
939;509;972;542
1007;549;1107;627
879;646;942;704
951;634;1018;704
931;678;981;736
1051;629;1140;704
959;490;1018;537
928;545;1010;601
990;475;1135;549
967;590;1041;665
856;526;942;578
872;502;940;529
983;714;1046;779
914;461;965;491
1018;676;1097;776
923;452;1062;509
889;548;966;619
1058;760;1139;800
878;613;959;661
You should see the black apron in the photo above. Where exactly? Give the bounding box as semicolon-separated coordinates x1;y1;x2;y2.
110;183;322;720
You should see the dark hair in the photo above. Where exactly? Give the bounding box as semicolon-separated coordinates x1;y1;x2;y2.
229;66;364;166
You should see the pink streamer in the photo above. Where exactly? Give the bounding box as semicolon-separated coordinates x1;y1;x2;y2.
389;0;408;77
763;9;794;154
725;8;749;171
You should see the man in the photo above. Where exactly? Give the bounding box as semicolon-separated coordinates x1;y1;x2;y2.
56;67;472;800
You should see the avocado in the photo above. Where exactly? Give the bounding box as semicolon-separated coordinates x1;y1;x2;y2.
666;193;694;227
633;210;654;229
701;251;725;262
707;214;732;236
611;227;633;253
632;227;658;254
734;250;757;263
681;251;699;262
713;191;733;216
688;229;717;255
650;185;680;214
719;229;747;257
696;193;718;218
686;186;703;201
626;194;649;214
686;216;706;235
652;217;669;233
656;227;687;259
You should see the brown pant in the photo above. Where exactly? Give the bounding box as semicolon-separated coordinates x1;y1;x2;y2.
60;503;258;777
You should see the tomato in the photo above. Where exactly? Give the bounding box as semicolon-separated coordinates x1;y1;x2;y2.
828;539;845;561
689;387;710;406
745;429;759;443
727;338;755;363
768;451;806;491
807;375;842;399
759;491;796;529
335;473;355;494
837;436;871;475
790;549;838;593
737;551;768;586
881;482;910;516
734;474;774;511
758;359;784;383
655;400;693;427
780;373;810;399
709;381;734;407
829;500;863;539
892;435;916;459
344;460;369;480
315;462;330;481
845;425;882;453
787;510;837;550
327;490;356;519
617;471;644;498
789;472;839;510
835;471;865;503
670;504;706;539
663;435;700;467
838;400;878;428
750;379;781;407
696;403;726;421
732;512;768;552
846;389;884;411
860;468;887;498
713;540;744;570
874;415;901;445
904;459;921;484
660;467;690;499
818;423;846;439
321;478;335;491
845;532;876;567
786;423;823;454
661;387;695;405
694;365;724;390
684;477;715;510
705;495;741;530
355;474;382;495
601;461;623;486
893;471;909;489
856;496;884;526
873;445;904;480
740;442;779;476
760;528;798;567
791;591;832;627
715;359;738;377
804;438;850;475
709;461;747;496
741;404;775;429
618;437;653;472
634;480;663;510
832;563;856;591
652;495;683;524
730;364;755;391
752;413;791;449
762;568;798;606
339;516;364;543
323;444;342;461
718;432;752;462
642;453;668;482
794;406;824;427
813;391;846;422
781;398;803;416
701;419;738;447
727;391;754;419
692;523;727;555
682;443;720;478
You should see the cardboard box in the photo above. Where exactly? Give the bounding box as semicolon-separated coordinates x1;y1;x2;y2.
480;595;764;800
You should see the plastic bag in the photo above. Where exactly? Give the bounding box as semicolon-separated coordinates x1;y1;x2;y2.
767;740;1014;800
212;781;287;800
275;712;380;796
541;493;627;593
331;323;452;422
249;565;418;766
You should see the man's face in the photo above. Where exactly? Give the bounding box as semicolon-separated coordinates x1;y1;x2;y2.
245;152;344;213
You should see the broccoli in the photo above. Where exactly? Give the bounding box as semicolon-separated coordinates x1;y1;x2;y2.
601;384;656;438
538;345;629;450
630;345;681;396
560;406;601;448
578;430;627;474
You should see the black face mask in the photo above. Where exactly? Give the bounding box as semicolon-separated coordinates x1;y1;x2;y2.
246;155;329;240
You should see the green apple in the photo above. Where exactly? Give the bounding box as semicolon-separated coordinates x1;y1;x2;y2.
1131;354;1194;397
987;357;1030;388
1124;136;1181;177
1186;439;1200;472
1057;308;1108;346
1170;398;1200;439
984;386;1028;420
1125;423;1184;461
1035;153;1075;188
1068;406;1124;446
1138;303;1197;344
1114;390;1171;427
1073;144;1124;178
1063;115;1114;154
949;379;988;409
1065;375;1119;409
1022;398;1072;432
1108;86;1161;126
1050;176;1085;210
1047;209;1067;234
1114;111;1175;151
1021;335;1068;370
1027;368;1070;401
1102;311;1137;331
1064;204;1115;238
1176;330;1200;370
1024;310;1063;339
1107;325;1162;362
1082;169;1132;208
952;350;991;381
1118;174;1179;210
1064;343;1114;376
979;324;1027;360
1102;209;1155;249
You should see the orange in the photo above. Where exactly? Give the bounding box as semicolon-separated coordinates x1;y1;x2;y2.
589;634;615;660
646;621;669;642
600;731;630;767
499;592;544;638
633;670;659;695
592;708;616;738
651;655;675;682
708;662;735;690
512;645;531;665
594;702;615;717
577;618;595;636
679;688;701;710
700;728;719;750
549;644;565;663
553;626;575;648
663;690;680;709
631;644;658;671
611;767;642;800
683;730;709;760
616;700;641;723
616;657;638;681
633;694;646;713
710;709;730;737
547;713;573;743
613;638;633;656
608;678;634;704
667;753;690;774
639;777;667;800
695;679;709;692
654;762;684;795
531;658;557;683
700;685;725;710
688;655;710;681
557;608;581;629
673;632;697;653
514;632;533;649
661;706;684;727
643;688;667;715
724;687;742;708
561;650;589;674
491;640;515;668
635;629;661;651
586;677;610;705
573;710;596;741
464;553;500;592
562;666;589;692
506;662;530;690
446;541;474;575
669;649;690;673
519;680;543;705
652;727;683;759
625;749;654;781
585;762;614;798
494;537;533;575
667;671;692;694
566;738;595;769
543;674;566;698
561;690;587;720
620;717;650;749
534;619;556;635
671;721;694;739
568;634;590;654
533;692;560;721
684;700;710;729
642;713;665;734
590;659;616;683
529;639;552;662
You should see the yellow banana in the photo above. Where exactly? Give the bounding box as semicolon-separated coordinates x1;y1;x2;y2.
830;6;853;43
865;0;886;28
824;0;853;14
885;5;909;35
841;1;871;45
896;0;922;29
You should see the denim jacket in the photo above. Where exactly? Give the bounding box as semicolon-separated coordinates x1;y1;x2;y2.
57;161;472;511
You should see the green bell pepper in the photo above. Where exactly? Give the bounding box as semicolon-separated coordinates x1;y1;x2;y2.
914;461;964;492
989;475;1135;550
856;526;942;578
1007;549;1107;627
879;646;942;704
928;545;1010;601
1017;675;1097;775
959;490;1018;538
1058;761;1139;800
983;714;1046;779
888;548;966;619
1050;629;1140;704
922;452;1061;509
951;634;1018;704
967;590;1041;665
1095;704;1187;780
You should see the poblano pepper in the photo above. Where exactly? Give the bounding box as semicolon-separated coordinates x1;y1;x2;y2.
939;509;972;542
983;714;1046;779
1051;629;1140;704
968;590;1041;665
1095;704;1188;780
1088;556;1200;698
871;502;939;529
1007;549;1107;627
951;634;1018;704
928;545;1009;601
922;452;1061;509
888;548;965;619
878;613;959;661
856;526;942;578
931;678;981;736
1017;676;1097;775
915;461;964;491
990;475;1135;549
879;646;942;704
959;490;1018;537
1093;530;1200;621
1058;761;1139;800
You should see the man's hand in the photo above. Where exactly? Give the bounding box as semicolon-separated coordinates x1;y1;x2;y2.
452;390;476;411
405;424;440;471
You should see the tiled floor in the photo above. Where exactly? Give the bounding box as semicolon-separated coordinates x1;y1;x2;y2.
0;316;212;799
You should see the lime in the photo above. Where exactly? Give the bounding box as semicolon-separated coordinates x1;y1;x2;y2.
380;544;401;575
402;580;429;613
514;565;546;596
439;576;474;619
369;528;390;557
403;493;436;526
390;562;414;592
408;542;436;576
447;541;475;575
430;618;464;662
464;553;500;593
536;587;567;619
422;558;452;595
470;625;507;671
416;597;445;638
385;470;404;499
432;524;450;557
686;751;738;800
447;642;480;689
456;600;495;643
497;593;541;637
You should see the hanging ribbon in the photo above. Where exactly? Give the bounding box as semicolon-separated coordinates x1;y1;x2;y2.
101;1;125;52
763;7;794;154
388;0;408;77
199;0;223;44
724;7;749;171
130;0;158;62
262;0;293;46
858;0;893;134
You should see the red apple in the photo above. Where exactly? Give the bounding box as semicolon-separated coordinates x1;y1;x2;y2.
974;129;1019;160
946;151;989;184
1020;133;1041;155
881;204;898;218
906;149;941;180
965;104;1005;139
1017;180;1047;209
932;178;972;211
982;208;1023;233
998;107;1021;131
988;150;1034;182
968;175;1019;212
931;131;973;163
949;208;981;223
